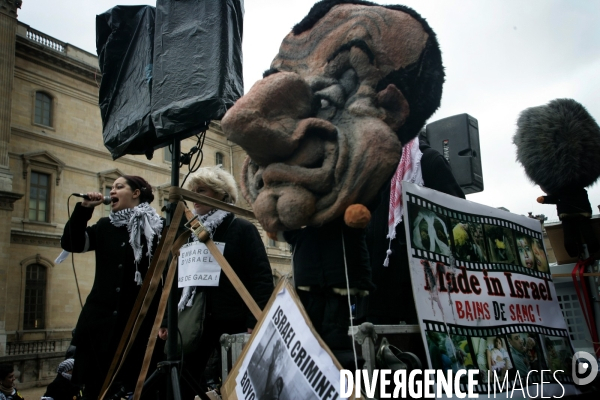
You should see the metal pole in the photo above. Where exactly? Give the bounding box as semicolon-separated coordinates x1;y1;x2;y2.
166;138;181;400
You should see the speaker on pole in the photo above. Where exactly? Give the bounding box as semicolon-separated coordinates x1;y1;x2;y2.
151;0;244;143
96;0;244;160
95;2;245;398
96;5;156;160
425;113;484;194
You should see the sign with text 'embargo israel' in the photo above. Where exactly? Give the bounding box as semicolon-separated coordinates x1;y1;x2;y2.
178;240;224;287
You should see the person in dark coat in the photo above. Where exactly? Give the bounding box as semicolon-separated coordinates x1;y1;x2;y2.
158;166;273;400
283;216;375;368
60;175;164;400
42;359;81;400
366;135;465;324
0;364;24;400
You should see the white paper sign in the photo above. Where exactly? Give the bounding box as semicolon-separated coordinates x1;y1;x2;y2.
234;285;342;400
178;241;225;287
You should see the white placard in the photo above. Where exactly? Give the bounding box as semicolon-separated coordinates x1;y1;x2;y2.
178;241;225;287
234;285;342;400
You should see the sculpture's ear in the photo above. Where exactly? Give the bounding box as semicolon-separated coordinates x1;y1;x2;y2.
376;84;410;132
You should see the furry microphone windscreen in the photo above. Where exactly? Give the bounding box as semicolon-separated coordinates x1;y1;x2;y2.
513;98;600;194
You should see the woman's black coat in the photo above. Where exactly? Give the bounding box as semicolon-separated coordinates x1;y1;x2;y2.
204;213;274;328
43;374;81;400
61;203;163;393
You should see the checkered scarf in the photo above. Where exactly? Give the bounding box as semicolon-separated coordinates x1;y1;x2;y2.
384;136;424;266
57;358;75;380
110;202;163;285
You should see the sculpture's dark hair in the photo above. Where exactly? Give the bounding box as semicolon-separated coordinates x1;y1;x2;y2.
263;67;279;78
293;0;444;144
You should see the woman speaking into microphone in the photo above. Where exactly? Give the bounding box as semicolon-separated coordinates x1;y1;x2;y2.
60;175;164;400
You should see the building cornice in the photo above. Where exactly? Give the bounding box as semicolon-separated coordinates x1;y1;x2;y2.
14;68;99;105
10;125;239;177
11;126;173;176
268;254;292;265
11;229;61;248
0;0;21;18
15;35;100;86
0;190;23;211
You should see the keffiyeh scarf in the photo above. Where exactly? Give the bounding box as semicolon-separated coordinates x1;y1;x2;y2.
384;136;424;266
110;202;163;285
178;209;230;311
57;358;75;381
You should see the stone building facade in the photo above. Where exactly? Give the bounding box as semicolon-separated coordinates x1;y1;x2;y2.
0;2;290;387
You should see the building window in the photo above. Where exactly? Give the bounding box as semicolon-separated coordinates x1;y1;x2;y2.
29;172;50;222
24;264;46;330
268;238;276;247
164;146;172;163
215;152;224;166
35;92;52;127
97;168;125;217
162;198;169;218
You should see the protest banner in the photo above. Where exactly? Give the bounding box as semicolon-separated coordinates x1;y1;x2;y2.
221;278;352;400
403;182;580;398
178;240;224;287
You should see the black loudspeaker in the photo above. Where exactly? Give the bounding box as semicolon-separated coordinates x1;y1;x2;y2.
96;0;244;160
425;114;484;194
152;0;244;142
96;6;156;160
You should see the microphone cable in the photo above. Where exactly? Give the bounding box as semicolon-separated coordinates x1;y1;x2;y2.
67;194;84;308
179;125;208;189
178;327;184;383
341;229;359;371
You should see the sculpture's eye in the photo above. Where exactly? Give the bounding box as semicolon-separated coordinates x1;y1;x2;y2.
315;96;336;120
313;83;343;120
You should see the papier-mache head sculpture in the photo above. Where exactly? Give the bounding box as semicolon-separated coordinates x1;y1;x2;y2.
222;0;445;233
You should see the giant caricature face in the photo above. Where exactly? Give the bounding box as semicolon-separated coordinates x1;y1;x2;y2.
222;3;442;232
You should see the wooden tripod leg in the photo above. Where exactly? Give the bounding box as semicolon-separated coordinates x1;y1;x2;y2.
133;245;183;400
185;207;262;321
99;201;185;400
204;238;262;320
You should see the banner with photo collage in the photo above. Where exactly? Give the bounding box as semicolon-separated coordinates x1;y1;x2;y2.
402;182;579;397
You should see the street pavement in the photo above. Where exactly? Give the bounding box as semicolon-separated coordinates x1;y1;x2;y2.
16;385;47;400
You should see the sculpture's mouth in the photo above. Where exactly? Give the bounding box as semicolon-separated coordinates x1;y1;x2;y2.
243;125;344;231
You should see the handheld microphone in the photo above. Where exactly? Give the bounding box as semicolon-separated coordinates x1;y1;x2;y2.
72;193;111;205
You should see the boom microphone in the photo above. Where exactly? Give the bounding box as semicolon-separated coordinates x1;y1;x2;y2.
513;98;600;257
513;98;600;194
72;193;111;205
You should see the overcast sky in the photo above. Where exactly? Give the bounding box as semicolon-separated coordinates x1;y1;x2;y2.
17;0;600;220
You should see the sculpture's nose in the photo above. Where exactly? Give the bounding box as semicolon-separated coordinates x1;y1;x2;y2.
222;71;315;165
